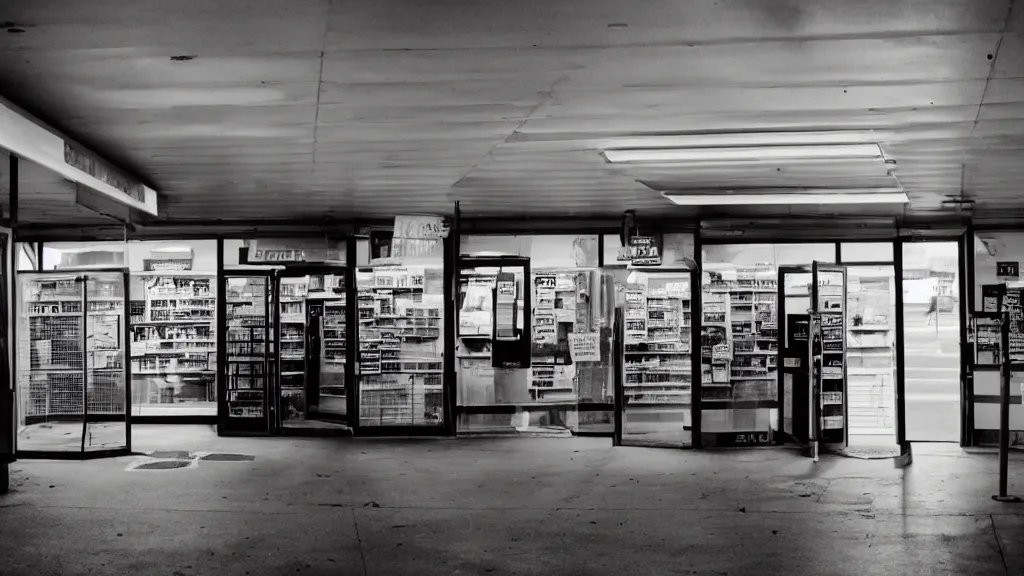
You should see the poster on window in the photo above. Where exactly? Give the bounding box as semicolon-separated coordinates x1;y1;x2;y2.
568;332;600;362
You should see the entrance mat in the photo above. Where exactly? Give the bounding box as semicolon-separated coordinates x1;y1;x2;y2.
199;453;255;462
833;446;902;460
135;460;192;470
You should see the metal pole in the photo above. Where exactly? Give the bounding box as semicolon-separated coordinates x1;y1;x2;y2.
992;311;1021;503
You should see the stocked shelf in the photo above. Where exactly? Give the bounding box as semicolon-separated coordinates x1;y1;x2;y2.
624;275;692;408
358;266;443;426
701;265;778;406
130;272;217;407
225;276;270;419
18;274;128;422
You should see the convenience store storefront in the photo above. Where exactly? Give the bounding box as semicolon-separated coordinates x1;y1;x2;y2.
7;220;1021;457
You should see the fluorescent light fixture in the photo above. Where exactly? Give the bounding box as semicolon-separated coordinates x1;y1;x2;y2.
600;130;877;150
661;189;909;206
603;143;884;164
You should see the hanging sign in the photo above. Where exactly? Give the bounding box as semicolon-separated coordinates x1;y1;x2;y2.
616;235;663;266
393;215;450;239
998;261;1020;279
568;332;600;362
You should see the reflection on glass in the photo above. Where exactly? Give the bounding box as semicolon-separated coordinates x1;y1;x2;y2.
845;266;896;444
902;241;961;442
622;270;692;447
357;265;444;427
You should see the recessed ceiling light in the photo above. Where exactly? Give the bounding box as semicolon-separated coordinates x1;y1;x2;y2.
661;188;909;206
603;143;885;164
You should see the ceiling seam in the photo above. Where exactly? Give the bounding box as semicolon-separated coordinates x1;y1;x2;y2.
311;0;333;166
960;0;1016;198
447;75;571;198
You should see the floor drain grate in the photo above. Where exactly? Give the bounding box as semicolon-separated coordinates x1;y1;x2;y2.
200;453;255;462
148;451;193;460
136;460;192;470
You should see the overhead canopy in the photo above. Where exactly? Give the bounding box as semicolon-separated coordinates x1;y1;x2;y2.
0;0;1020;226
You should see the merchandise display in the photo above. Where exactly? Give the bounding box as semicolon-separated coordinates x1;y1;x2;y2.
845;269;896;435
357;266;444;426
129;268;217;415
457;267;596;412
620;270;692;444
815;267;847;443
278;277;308;422
224;276;271;423
701;265;779;434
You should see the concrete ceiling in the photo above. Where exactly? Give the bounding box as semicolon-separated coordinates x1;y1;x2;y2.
0;0;1021;226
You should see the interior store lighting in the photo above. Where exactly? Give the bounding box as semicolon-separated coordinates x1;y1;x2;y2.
661;189;909;206
602;143;885;164
600;130;876;150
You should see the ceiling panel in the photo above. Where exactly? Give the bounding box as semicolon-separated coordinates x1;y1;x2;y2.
0;0;1021;224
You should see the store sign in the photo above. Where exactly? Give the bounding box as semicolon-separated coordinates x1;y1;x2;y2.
0;98;158;216
251;249;305;262
998;261;1020;279
616;236;662;266
568;332;600;362
393;215;449;239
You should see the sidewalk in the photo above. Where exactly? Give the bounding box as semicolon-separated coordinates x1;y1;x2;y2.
1;427;1023;575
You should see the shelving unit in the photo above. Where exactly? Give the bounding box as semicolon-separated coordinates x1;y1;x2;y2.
224;276;271;425
319;294;348;415
815;266;847;443
278;277;308;422
130;271;216;412
357;266;443;426
624;279;692;408
701;266;779;405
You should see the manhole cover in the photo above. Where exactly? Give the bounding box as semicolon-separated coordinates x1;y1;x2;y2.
136;460;192;470
200;454;255;462
148;451;193;460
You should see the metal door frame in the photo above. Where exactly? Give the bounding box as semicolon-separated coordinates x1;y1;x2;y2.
218;270;275;436
15;268;132;459
612;267;699;449
777;265;813;446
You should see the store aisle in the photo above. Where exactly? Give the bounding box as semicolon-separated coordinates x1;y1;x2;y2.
2;436;1021;575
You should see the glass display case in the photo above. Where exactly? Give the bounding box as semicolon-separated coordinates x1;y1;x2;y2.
356;265;444;428
16;271;130;454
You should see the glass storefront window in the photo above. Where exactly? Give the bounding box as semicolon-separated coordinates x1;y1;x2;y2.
42;241;125;270
700;243;835;446
127;240;218;417
457;235;605;434
841;242;894;263
358;237;444;427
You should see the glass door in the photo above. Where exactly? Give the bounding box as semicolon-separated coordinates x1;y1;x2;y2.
813;263;848;449
616;268;694;447
15;270;130;455
274;271;349;427
84;272;130;452
221;273;273;434
778;266;812;445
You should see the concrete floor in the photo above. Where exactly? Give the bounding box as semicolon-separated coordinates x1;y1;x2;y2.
1;426;1023;576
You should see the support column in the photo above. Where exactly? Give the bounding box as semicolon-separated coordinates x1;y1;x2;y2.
1;154;18;494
